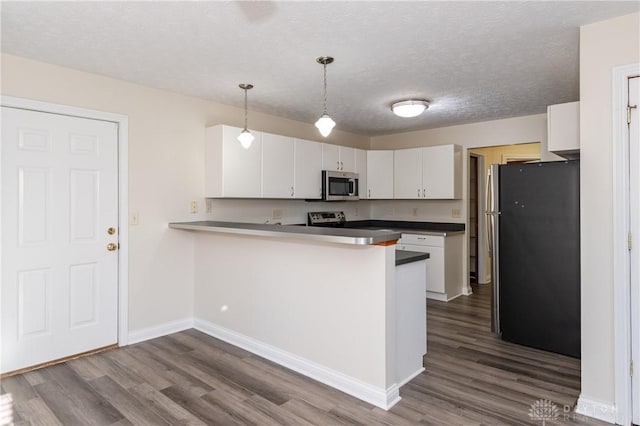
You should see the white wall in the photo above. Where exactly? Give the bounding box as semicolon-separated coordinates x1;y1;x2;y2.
579;12;640;407
0;53;369;332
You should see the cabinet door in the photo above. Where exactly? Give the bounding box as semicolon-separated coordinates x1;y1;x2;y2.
367;150;394;199
339;146;356;172
400;243;445;294
394;147;423;199
262;133;295;198
355;149;367;199
294;138;323;199
322;144;340;171
221;126;262;197
422;145;462;199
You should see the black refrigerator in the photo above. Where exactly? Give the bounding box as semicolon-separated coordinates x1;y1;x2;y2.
486;160;580;358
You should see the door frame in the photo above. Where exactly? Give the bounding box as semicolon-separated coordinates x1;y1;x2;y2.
612;63;640;426
0;95;129;347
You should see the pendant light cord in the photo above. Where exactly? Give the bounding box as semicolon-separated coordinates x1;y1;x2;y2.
322;63;328;114
243;87;248;130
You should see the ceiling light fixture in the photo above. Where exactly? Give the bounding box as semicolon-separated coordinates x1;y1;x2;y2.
391;99;430;118
315;56;336;137
237;83;254;149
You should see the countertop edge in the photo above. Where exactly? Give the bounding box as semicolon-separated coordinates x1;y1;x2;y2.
168;222;402;246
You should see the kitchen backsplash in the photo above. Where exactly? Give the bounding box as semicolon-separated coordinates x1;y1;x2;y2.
203;198;465;225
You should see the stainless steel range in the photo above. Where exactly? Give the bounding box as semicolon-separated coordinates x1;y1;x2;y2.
307;211;346;227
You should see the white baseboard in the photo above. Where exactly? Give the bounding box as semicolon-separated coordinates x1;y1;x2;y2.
127;317;194;345
397;367;425;388
194;318;401;410
575;395;617;424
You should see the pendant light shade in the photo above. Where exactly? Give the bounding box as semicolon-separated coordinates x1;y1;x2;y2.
237;83;254;149
315;56;335;137
315;113;336;137
391;99;429;118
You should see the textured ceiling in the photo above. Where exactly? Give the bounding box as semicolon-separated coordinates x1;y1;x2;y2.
1;1;638;136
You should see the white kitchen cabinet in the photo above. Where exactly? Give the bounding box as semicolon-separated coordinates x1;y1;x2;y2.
422;145;462;199
262;132;295;198
355;148;368;199
294;138;323;199
393;145;462;199
397;233;464;301
322;144;356;172
547;101;580;158
205;125;263;198
367;150;394;199
394;147;423;199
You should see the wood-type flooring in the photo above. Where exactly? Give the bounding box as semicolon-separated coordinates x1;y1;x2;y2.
1;283;607;425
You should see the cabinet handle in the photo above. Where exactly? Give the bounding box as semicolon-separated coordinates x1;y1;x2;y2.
368;189;371;198
291;186;294;197
423;188;426;197
340;161;344;170
417;188;420;197
337;160;340;170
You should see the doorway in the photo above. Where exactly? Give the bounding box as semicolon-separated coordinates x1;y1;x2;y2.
0;97;129;374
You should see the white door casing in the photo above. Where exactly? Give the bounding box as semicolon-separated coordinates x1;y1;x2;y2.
1;102;126;374
629;74;639;425
611;64;640;426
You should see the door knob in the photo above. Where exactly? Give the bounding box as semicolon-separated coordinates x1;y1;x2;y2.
107;227;116;235
107;243;118;251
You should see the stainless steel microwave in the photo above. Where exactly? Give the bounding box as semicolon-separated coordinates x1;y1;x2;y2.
322;170;359;201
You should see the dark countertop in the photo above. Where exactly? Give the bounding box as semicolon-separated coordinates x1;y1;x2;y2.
345;220;465;236
395;250;430;266
168;221;402;246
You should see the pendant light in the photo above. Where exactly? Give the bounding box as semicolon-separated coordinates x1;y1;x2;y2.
237;83;254;149
315;56;336;137
391;99;429;118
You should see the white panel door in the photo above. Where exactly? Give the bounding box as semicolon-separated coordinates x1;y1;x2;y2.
367;150;394;199
394;147;422;199
322;143;340;171
1;107;119;374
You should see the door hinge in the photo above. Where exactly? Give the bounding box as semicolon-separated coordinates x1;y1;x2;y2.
628;104;637;124
629;232;633;251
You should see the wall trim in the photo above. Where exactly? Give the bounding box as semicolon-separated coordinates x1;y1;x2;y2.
611;63;640;426
575;396;617;424
193;318;401;410
128;318;194;345
0;95;130;347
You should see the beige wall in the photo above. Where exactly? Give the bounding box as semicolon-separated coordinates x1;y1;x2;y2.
0;53;368;332
579;12;640;406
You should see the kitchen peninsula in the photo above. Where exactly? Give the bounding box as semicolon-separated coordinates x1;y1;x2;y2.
169;221;427;410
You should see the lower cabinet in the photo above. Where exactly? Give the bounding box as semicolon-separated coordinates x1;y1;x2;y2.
395;259;427;385
397;233;464;301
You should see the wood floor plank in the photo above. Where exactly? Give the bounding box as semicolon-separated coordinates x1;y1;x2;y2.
4;281;612;426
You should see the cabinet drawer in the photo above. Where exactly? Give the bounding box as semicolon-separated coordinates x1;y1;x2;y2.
400;233;444;247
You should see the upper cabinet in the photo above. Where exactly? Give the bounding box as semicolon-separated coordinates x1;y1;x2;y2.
394;145;462;199
294;138;323;199
262;133;295;198
547;101;580;159
322;144;356;172
367;150;394;199
205;125;263;198
355;149;367;199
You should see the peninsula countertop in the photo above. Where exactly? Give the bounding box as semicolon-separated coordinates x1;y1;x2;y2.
169;221;402;246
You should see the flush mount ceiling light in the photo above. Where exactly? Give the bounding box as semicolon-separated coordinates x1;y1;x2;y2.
315;56;336;137
237;83;254;149
391;99;430;118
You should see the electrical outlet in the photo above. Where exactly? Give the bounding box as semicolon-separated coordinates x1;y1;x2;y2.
272;209;283;219
130;212;139;225
190;201;198;214
412;207;418;217
206;199;213;214
451;208;461;218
